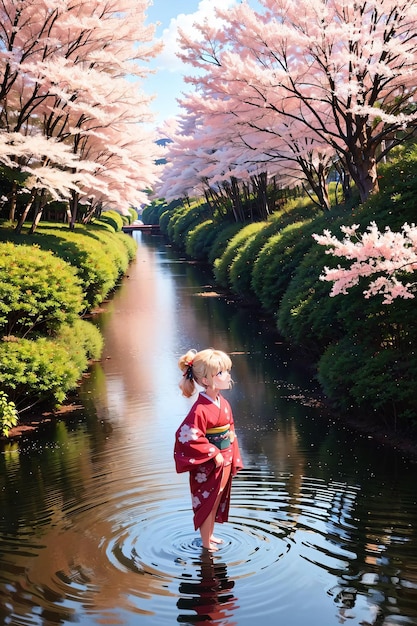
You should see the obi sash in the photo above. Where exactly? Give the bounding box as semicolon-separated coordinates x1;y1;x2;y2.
206;424;231;450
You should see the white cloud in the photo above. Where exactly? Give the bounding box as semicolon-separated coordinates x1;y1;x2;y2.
155;0;237;73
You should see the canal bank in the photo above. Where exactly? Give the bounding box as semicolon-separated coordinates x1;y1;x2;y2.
4;232;417;464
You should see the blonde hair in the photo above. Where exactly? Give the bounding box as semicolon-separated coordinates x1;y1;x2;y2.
178;348;232;398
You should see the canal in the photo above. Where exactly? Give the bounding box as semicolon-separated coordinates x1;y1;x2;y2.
1;232;417;626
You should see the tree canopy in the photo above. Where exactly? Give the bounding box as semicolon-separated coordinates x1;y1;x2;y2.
156;0;417;209
0;0;163;227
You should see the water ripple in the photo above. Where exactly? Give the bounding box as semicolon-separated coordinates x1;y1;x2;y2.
2;440;417;625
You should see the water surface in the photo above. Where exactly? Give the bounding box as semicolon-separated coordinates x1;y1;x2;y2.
1;234;417;626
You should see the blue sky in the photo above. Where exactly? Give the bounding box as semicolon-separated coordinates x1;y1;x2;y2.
144;0;238;127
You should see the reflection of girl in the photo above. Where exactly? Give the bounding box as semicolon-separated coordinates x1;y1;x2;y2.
177;550;237;623
174;348;244;551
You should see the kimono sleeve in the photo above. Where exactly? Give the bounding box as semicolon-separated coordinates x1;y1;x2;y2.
174;404;218;474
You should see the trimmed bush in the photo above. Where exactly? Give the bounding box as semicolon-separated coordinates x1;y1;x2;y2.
40;230;119;309
229;218;282;300
143;199;182;226
276;243;342;354
57;318;104;362
0;319;103;412
98;210;124;232
0;335;84;409
207;222;242;266
0;242;83;337
164;201;206;250
213;222;266;289
127;207;137;224
186;219;218;261
0;224;137;311
251;221;314;315
34;226;130;309
318;335;417;426
89;228;137;273
142;203;162;225
169;202;210;250
159;209;172;235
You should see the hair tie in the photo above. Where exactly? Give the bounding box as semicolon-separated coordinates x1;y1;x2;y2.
184;360;194;380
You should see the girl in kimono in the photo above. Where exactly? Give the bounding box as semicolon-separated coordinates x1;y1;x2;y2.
174;348;243;551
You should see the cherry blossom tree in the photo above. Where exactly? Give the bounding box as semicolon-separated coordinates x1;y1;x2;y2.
0;132;98;229
0;0;162;227
175;87;335;211
155;115;210;202
313;222;417;303
156;109;282;221
175;0;417;203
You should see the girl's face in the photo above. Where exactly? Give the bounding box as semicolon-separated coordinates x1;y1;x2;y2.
213;369;232;390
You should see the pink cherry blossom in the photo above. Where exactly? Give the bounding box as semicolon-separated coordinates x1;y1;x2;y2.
158;0;417;205
313;222;417;303
0;0;162;223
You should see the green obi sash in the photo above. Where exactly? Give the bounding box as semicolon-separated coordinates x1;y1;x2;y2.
206;424;231;450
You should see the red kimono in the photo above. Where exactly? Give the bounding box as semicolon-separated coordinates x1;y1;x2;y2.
174;393;243;530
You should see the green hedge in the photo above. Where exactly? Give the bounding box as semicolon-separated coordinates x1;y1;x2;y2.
0;242;83;337
213;222;266;289
207;222;242;266
0;329;95;410
98;210;124;232
0;223;137;310
228;218;282;300
186;219;219;261
167;202;208;250
276;243;342;354
0;216;135;433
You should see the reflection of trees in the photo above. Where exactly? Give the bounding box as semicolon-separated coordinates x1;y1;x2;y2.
306;426;417;624
0;423;98;532
95;242;177;415
336;487;417;624
294;470;417;625
0;420;121;625
177;550;238;625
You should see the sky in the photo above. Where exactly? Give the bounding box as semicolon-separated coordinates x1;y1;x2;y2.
144;0;239;127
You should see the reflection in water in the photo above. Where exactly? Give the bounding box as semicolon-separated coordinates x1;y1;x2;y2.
1;234;417;626
177;550;237;625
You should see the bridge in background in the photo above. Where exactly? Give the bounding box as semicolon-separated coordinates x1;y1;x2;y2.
122;223;161;234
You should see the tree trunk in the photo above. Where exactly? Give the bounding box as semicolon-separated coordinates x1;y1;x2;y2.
14;189;37;234
8;181;17;222
333;160;352;204
299;158;331;211
352;156;379;203
252;172;270;220
316;176;331;212
346;144;379;203
69;189;78;230
29;190;47;234
65;204;73;224
204;189;214;213
228;177;245;222
82;205;97;224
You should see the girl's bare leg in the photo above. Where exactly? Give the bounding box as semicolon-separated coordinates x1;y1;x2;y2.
200;464;232;550
200;507;217;550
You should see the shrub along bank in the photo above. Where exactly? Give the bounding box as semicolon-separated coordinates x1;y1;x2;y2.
0;209;137;437
146;149;417;438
